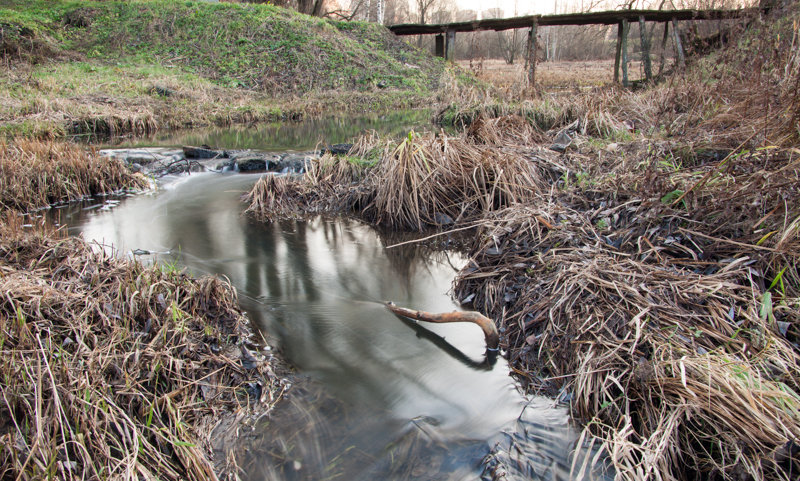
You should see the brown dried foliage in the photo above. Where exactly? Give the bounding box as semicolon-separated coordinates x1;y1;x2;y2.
0;225;282;480
454;143;800;480
0;140;149;212
245;126;562;230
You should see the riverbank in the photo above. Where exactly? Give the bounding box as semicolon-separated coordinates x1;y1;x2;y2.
243;4;800;479
246;114;800;481
0;140;286;480
0;0;472;139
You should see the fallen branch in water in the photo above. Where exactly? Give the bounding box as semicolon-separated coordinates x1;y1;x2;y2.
384;302;500;350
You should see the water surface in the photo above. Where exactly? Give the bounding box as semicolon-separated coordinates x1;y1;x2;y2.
54;133;608;480
85;111;432;151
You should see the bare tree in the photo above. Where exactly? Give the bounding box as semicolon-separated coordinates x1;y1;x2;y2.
383;0;411;24
494;0;526;64
496;29;526;64
297;0;325;16
415;0;439;25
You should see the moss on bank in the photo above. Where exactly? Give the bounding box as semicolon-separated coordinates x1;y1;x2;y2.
0;0;458;138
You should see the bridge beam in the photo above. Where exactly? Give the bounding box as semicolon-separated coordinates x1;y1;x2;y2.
389;8;758;36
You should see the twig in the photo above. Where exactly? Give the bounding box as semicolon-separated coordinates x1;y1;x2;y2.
384;223;481;249
677;227;782;253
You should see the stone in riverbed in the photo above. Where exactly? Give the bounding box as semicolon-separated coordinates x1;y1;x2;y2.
549;131;573;153
183;145;228;159
320;143;353;155
99;148;183;165
278;153;314;173
228;152;281;172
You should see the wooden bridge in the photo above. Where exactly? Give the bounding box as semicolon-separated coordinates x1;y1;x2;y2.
388;7;763;87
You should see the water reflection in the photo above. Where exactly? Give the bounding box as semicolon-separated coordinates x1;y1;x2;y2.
85;111;432;151
56;172;610;480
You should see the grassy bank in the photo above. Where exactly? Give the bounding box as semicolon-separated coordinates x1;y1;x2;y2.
243;5;800;479
0;0;463;138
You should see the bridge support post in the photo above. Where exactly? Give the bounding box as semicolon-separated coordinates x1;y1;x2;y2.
445;29;455;61
614;21;622;83
671;18;686;70
435;34;445;58
621;19;630;87
639;16;652;82
614;19;630;87
658;21;669;76
527;18;539;89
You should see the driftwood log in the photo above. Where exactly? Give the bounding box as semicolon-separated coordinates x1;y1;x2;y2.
384;302;500;350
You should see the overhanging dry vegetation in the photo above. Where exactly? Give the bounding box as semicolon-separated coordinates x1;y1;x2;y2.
455;151;800;478
0;140;148;212
245;119;553;230
0;223;282;480
453;10;800;476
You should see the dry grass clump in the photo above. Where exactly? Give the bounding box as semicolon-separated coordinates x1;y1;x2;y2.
456;199;800;479
69;114;159;137
245;129;557;230
453;138;800;480
0;140;149;212
0;225;281;481
358;131;550;230
439;86;652;145
465;113;546;146
562;141;800;293
244;174;311;221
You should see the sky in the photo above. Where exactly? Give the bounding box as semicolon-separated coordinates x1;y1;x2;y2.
448;0;617;18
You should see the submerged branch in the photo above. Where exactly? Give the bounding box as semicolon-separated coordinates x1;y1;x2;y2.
384;301;500;351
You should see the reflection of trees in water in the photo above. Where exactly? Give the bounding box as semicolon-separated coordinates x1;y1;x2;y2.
318;217;387;301
242;218;282;302
236;217;485;406
374;225;469;298
100;110;432;151
239;218;320;304
166;204;213;261
279;219;319;302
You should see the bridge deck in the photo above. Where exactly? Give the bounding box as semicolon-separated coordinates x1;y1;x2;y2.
388;8;759;35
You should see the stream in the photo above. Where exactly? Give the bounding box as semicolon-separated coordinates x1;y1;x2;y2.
51;118;611;480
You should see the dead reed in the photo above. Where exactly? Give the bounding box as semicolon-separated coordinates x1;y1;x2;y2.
465;113;546;146
0;225;282;481
0;140;149;212
453;139;800;479
245;128;561;231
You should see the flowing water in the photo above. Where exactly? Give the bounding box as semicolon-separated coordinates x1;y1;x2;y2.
51;119;611;480
84;110;434;151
